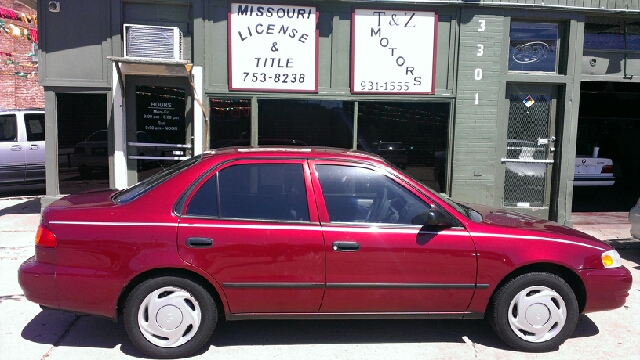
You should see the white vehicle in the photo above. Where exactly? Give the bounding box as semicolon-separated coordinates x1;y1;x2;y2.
573;156;615;186
630;197;640;240
0;109;45;184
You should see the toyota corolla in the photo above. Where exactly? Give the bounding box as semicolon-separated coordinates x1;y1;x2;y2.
19;147;632;358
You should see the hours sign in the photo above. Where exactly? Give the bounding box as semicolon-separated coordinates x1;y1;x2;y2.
351;9;437;94
229;3;318;92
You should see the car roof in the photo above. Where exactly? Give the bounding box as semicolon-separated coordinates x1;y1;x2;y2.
202;146;385;163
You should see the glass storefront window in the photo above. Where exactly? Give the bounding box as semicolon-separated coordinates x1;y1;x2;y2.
135;86;187;181
257;100;354;148
584;19;625;50
509;22;558;72
356;102;450;192
627;22;640;51
210;98;251;148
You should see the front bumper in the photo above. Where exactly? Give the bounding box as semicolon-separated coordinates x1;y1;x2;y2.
578;266;632;313
18;256;57;309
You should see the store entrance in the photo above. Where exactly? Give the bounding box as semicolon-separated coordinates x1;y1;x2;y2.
125;76;193;184
573;81;640;212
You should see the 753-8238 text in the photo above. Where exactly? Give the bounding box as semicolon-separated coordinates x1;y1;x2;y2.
243;72;306;83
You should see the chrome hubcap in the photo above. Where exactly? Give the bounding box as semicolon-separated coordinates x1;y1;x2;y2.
138;286;201;347
508;286;566;343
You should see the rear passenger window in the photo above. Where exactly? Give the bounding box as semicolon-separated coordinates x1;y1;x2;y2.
25;114;45;141
185;174;219;217
187;163;309;221
0;115;17;142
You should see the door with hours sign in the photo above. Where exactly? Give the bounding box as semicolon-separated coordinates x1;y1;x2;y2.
500;84;559;219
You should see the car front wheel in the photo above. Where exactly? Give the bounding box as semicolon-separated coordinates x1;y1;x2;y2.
489;272;579;352
123;276;217;359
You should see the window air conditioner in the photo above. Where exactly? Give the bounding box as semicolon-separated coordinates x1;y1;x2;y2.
123;24;183;60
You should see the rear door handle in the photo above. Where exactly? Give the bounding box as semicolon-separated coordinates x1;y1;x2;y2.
186;237;213;248
332;241;360;252
30;144;39;150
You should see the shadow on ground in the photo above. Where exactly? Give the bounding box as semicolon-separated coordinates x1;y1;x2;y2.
572;179;640;212
0;197;41;216
0;184;45;199
21;310;599;357
620;250;640;270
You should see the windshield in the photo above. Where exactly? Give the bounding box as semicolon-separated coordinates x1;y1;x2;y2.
113;155;202;204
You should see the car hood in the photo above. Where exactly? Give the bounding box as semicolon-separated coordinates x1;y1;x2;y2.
461;202;610;249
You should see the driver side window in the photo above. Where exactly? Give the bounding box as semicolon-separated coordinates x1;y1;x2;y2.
315;165;430;225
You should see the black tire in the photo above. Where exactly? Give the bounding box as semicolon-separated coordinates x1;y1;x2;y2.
488;272;579;352
123;276;217;359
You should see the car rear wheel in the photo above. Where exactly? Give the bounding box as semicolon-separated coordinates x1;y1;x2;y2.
123;276;217;359
489;272;578;352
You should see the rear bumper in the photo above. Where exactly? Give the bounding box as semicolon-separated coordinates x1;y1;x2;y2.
18;256;58;309
578;266;632;313
573;175;615;186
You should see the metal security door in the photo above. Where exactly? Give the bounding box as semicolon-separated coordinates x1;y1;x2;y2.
501;84;557;219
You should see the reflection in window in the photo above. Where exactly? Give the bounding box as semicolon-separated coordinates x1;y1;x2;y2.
356;102;450;192
218;164;309;222
258;100;354;148
210;98;251;148
584;20;624;50
509;22;558;72
316;164;430;224
57;94;109;194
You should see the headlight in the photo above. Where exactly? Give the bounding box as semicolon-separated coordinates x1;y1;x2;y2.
601;250;622;268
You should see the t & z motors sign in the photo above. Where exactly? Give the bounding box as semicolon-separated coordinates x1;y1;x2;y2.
229;3;318;92
352;9;437;95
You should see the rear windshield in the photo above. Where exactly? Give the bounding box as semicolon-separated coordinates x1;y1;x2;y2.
113;155;202;204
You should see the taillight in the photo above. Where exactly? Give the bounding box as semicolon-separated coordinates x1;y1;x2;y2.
35;225;57;247
601;165;613;174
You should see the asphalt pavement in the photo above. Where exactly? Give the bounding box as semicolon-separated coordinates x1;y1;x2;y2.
1;195;639;360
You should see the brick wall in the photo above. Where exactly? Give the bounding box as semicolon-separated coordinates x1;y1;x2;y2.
0;0;43;110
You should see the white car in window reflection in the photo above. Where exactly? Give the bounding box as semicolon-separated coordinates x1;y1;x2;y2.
505;140;615;186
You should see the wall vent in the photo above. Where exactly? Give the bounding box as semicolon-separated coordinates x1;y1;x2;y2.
123;24;183;60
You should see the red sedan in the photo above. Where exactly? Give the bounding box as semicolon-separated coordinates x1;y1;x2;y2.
19;147;631;358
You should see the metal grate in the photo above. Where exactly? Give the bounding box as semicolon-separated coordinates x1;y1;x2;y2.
503;94;551;208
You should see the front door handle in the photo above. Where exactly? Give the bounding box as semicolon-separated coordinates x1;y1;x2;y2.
332;241;360;252
186;237;213;248
11;145;22;151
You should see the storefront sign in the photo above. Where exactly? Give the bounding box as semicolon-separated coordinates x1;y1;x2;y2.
351;9;437;94
136;88;186;145
229;3;318;92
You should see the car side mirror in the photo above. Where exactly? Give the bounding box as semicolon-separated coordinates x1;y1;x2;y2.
411;209;453;227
